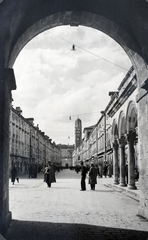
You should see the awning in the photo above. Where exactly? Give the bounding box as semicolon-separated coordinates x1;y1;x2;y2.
107;149;113;155
97;151;104;157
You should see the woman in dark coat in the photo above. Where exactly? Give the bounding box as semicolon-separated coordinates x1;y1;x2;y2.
44;163;56;188
11;166;17;185
88;163;98;190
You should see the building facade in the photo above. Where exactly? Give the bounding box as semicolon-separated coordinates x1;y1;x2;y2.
73;66;138;190
57;144;75;167
9;107;61;175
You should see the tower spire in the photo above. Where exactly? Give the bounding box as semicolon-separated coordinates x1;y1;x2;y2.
75;118;82;149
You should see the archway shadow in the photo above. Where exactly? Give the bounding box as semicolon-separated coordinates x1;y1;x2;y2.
6;220;148;240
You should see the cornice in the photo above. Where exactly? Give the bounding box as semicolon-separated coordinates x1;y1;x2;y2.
108;75;137;118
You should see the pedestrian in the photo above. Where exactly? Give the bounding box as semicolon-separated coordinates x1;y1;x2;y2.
107;163;112;178
11;165;17;185
98;163;103;178
16;170;19;183
80;161;87;191
28;164;32;178
45;163;56;188
51;163;56;183
75;165;80;173
88;163;98;190
43;165;48;182
95;164;100;176
32;164;37;178
135;167;139;182
103;162;108;178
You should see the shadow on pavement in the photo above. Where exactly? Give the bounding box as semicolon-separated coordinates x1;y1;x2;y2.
91;190;116;193
6;220;148;240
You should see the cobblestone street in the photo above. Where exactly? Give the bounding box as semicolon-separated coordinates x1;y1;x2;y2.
6;169;148;240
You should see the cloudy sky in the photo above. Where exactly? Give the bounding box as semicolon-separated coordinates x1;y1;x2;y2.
12;26;131;145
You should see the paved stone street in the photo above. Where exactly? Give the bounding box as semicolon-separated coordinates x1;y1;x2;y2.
6;169;148;240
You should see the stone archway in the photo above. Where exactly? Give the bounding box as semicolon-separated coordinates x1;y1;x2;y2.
126;101;138;189
0;0;148;234
126;101;137;134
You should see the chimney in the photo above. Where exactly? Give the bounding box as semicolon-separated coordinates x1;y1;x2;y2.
16;107;22;115
26;118;34;125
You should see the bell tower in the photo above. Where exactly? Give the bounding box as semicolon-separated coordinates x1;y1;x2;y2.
75;118;82;148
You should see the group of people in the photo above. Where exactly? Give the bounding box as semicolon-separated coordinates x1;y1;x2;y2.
80;161;98;191
11;162;56;188
28;163;38;178
103;162;112;178
43;161;99;190
11;161;139;191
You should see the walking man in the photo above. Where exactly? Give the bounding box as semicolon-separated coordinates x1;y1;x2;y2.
44;162;56;188
88;163;98;190
11;165;18;185
80;161;87;191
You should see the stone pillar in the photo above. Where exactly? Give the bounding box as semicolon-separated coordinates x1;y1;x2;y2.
119;136;127;187
135;60;148;220
127;132;137;190
0;69;16;235
113;140;119;185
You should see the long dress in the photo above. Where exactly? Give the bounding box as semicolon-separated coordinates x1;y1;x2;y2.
11;167;17;184
81;166;87;191
46;166;56;187
88;167;98;190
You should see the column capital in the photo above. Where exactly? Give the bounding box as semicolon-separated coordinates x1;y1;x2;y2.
127;131;136;145
119;135;127;147
0;68;16;91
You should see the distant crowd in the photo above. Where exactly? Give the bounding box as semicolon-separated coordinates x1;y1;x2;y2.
10;160;139;189
74;161;113;178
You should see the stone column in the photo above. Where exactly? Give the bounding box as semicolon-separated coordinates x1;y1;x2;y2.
119;136;127;187
113;140;119;185
135;59;148;220
127;132;137;189
0;69;16;235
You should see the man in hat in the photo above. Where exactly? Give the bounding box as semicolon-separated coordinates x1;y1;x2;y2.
80;161;87;191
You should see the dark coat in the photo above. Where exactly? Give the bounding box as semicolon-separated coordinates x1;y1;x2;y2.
11;167;17;183
88;167;98;185
81;166;87;178
46;167;56;184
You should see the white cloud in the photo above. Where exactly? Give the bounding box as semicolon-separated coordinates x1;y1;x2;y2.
13;26;132;144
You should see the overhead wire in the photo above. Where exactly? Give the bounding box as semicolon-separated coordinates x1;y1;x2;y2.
52;33;129;71
33;111;101;120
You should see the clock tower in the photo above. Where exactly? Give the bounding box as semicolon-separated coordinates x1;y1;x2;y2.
75;118;82;148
